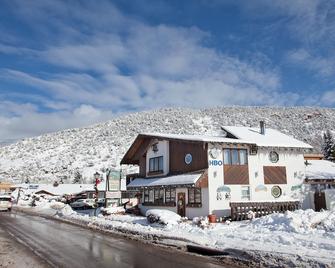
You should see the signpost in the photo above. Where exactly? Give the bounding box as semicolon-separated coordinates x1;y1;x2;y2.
105;169;122;207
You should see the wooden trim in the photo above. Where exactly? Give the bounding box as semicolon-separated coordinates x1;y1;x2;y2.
169;141;208;174
142;202;176;207
263;166;287;184
195;170;208;188
147;170;164;176
223;165;249;184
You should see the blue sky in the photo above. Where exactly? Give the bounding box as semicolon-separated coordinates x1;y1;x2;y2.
0;0;334;140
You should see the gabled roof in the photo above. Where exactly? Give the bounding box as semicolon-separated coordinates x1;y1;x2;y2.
121;126;312;165
221;126;312;149
120;133;254;165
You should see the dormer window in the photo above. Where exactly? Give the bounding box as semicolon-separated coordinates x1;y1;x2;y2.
149;156;163;173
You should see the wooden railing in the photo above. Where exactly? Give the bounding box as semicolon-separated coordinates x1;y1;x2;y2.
230;201;301;221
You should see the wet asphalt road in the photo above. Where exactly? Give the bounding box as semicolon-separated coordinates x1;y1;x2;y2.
0;212;225;268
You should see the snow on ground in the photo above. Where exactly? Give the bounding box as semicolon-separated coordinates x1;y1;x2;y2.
15;196;335;266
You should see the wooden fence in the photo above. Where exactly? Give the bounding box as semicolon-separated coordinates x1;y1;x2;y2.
230;201;301;221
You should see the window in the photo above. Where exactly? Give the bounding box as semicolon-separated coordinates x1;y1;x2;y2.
223;149;231;165
241;186;250;200
154;188;164;204
231;149;239;165
165;188;176;203
223;149;248;165
149;156;163;173
188;188;202;205
239;150;247;165
144;189;154;203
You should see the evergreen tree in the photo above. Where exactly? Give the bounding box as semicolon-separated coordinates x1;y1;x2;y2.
322;130;335;161
72;171;82;184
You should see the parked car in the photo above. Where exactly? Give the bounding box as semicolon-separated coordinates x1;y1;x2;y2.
0;195;12;211
70;199;95;209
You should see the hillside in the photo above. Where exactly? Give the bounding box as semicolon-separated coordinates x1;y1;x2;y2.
0;106;334;184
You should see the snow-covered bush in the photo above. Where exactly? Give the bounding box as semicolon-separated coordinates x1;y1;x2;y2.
145;209;181;225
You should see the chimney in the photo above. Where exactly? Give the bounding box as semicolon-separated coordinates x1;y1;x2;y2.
260;121;265;135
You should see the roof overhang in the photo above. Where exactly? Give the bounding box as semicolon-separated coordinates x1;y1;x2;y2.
304;178;335;185
127;171;208;190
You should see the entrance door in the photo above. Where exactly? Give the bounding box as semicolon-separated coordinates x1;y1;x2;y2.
314;191;327;211
177;192;186;217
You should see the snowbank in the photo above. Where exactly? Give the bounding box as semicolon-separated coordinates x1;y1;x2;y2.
101;206;125;215
252;209;335;233
146;209;181;225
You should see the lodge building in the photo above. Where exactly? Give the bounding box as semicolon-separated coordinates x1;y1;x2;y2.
121;122;313;219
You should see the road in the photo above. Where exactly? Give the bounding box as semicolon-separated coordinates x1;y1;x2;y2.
0;211;225;268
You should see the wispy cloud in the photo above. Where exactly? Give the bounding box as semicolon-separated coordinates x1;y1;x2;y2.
0;0;332;139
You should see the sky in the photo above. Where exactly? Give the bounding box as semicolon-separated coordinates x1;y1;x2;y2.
0;0;334;140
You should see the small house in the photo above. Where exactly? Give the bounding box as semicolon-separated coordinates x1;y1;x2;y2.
304;159;335;211
121;122;313;219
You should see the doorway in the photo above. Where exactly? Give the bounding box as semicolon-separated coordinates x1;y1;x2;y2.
177;192;186;217
314;191;327;211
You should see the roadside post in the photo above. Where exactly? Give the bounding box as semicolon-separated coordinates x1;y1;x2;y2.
93;172;100;216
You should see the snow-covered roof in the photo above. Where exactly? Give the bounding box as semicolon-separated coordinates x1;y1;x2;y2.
221;126;312;148
142;127;312;149
127;173;202;188
14;183;106;196
140;132;255;145
305;160;335;180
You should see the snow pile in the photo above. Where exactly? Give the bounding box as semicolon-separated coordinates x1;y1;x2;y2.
252;209;335;233
101;206;125;215
16;194;76;217
146;209;181;225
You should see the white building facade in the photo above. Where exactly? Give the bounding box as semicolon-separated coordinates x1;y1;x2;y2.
122;124;312;219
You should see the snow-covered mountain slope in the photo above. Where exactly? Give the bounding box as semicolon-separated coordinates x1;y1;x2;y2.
0;106;334;184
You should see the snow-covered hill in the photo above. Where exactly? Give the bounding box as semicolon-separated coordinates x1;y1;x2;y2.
0;106;334;184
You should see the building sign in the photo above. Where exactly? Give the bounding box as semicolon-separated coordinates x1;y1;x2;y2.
108;170;121;191
209;160;223;166
106;191;121;199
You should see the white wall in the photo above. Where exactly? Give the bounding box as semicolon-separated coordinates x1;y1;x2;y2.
325;189;335;210
248;148;306;202
207;144;307;217
146;140;169;177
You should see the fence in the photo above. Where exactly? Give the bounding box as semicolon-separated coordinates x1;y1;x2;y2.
230;201;301;221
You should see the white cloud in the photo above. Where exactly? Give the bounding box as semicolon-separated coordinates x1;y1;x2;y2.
320;90;335;106
0;104;114;140
287;49;335;77
0;0;324;139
